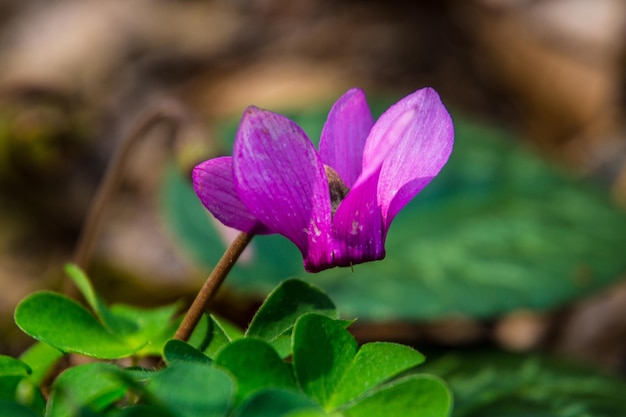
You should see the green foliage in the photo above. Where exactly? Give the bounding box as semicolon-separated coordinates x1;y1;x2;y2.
19;343;64;386
0;355;31;401
0;400;41;417
422;351;626;417
4;270;448;417
164;105;626;320
214;339;296;406
141;361;234;417
47;363;129;417
14;291;143;359
245;279;338;357
14;265;181;359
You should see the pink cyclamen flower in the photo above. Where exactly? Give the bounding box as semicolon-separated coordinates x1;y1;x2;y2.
193;88;454;272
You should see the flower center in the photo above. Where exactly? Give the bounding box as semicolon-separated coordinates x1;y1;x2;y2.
324;165;350;215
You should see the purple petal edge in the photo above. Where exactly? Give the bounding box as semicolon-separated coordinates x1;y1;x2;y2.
319;88;374;188
376;87;454;230
192;157;271;234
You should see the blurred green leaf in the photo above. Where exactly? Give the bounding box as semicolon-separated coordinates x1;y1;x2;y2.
422;351;626;417
144;361;233;417
0;356;31;402
246;280;337;357
163;340;211;365
342;374;452;417
14;292;144;359
215;339;296;406
106;304;180;356
232;389;322;417
164;102;626;319
0;356;31;377
113;405;174;417
0;400;41;417
66;263;180;356
18;343;64;387
47;363;128;417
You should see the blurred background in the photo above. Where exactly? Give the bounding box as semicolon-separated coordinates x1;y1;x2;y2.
1;0;626;407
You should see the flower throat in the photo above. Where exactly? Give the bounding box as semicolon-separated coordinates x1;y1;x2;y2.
324;165;350;215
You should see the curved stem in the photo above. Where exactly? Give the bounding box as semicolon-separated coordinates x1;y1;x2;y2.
71;102;184;270
174;232;254;342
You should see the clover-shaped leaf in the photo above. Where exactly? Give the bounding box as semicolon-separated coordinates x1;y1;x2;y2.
47;363;129;417
341;374;451;417
233;388;323;417
66;264;181;355
292;314;448;415
144;360;234;417
163;339;212;365
246;279;337;357
215;338;297;406
14;292;144;359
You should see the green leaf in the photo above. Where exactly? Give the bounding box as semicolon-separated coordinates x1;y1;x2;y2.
64;264;118;330
114;405;174;417
246;280;337;358
327;342;426;408
0;356;31;402
14;292;144;359
0;356;31;377
47;363;128;417
187;314;233;359
163;340;211;365
342;374;451;417
0;400;41;417
215;339;296;406
284;411;330;417
113;404;174;417
107;303;180;356
292;314;357;408
164;104;626;320
144;361;233;417
66;263;181;356
202;315;235;358
19;343;64;386
214;315;245;341
233;389;322;417
422;351;626;417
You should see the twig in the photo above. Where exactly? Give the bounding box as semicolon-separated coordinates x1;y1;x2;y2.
71;101;184;271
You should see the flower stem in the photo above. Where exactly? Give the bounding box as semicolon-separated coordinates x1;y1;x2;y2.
174;232;254;342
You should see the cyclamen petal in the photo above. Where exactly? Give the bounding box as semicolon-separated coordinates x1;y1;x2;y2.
374;88;454;229
192;87;454;273
232;106;335;269
319;88;373;188
192;157;271;234
332;172;385;266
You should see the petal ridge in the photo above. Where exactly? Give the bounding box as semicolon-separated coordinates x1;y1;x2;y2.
232;107;334;268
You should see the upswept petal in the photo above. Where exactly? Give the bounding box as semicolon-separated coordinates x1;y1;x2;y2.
374;88;454;230
232;106;334;269
328;105;418;265
192;157;271;234
319;88;373;187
